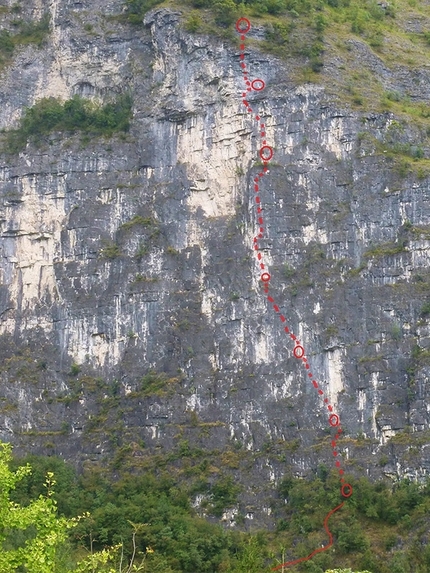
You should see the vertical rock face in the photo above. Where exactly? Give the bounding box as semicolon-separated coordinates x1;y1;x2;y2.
0;1;429;520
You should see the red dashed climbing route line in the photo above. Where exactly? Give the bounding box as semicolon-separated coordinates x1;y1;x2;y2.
235;17;352;568
272;502;345;570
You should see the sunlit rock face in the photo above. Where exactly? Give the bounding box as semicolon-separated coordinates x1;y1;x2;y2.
0;1;429;525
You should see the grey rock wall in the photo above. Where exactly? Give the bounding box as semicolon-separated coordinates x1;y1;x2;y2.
0;0;429;525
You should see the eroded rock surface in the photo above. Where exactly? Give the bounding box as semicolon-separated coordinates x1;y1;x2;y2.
0;1;429;526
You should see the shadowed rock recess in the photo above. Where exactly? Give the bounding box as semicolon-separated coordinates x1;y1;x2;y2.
0;0;429;527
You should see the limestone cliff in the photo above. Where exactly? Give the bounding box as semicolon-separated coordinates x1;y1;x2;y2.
0;0;429;527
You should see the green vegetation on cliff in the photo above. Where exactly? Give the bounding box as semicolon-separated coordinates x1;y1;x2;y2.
4;442;430;573
0;13;50;66
121;0;430;131
2;93;132;154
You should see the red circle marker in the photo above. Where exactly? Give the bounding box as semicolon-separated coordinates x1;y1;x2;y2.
341;483;353;498
259;145;273;161
251;79;265;91
238;25;353;568
293;345;304;359
236;17;251;33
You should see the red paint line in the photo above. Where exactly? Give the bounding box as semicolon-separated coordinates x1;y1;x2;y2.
235;17;352;567
272;502;345;570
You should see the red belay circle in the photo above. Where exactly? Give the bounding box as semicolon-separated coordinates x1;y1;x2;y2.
235;17;353;569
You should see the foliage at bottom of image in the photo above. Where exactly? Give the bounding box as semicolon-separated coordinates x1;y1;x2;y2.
1;93;132;154
3;440;430;573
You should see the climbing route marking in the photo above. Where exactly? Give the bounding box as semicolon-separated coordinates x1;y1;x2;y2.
235;16;352;568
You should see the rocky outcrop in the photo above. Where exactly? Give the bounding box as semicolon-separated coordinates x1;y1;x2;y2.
0;0;429;526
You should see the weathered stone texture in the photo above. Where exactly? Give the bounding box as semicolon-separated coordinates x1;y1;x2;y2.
0;1;429;525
